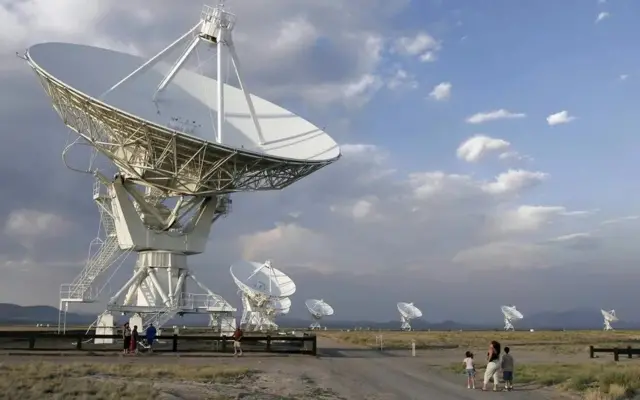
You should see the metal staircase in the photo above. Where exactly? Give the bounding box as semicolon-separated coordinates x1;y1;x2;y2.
58;179;129;333
142;303;180;329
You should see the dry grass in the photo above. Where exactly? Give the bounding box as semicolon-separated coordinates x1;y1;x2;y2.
0;361;250;399
320;330;640;353
444;362;640;399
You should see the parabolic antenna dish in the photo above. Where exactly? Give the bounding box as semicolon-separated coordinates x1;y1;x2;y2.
271;297;292;314
501;305;524;320
397;302;422;319
230;260;295;298
305;299;334;317
601;309;618;322
24;39;339;195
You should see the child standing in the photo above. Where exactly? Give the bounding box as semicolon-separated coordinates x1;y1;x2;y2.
500;346;515;391
462;351;476;389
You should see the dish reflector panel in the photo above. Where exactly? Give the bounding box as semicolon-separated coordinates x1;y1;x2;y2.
397;302;422;319
305;299;334;317
601;309;618;322
501;305;523;319
230;260;295;298
26;43;340;162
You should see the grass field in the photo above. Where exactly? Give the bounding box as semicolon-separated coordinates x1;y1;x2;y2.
0;361;250;399
319;330;640;353
444;361;640;399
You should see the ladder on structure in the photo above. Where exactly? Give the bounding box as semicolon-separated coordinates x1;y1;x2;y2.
58;179;129;333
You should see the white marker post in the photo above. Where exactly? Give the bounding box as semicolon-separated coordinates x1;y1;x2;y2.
411;340;416;357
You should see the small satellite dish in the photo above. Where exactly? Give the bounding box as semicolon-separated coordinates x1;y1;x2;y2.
305;299;334;330
601;309;618;331
230;260;295;331
501;305;524;331
397;302;422;331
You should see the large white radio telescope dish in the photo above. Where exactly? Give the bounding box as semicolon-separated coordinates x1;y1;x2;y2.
305;299;334;330
21;3;340;339
501;305;523;331
601;309;618;331
397;302;422;331
24;5;339;196
230;260;295;332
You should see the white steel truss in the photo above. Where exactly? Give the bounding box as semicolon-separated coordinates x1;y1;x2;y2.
238;291;281;332
309;315;324;330
400;315;413;331
504;317;515;331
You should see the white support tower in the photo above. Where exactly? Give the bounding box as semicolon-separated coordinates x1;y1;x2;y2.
602;309;618;331
503;316;514;331
99;173;236;335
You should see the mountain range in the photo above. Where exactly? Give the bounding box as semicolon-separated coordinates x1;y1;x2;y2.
0;303;637;330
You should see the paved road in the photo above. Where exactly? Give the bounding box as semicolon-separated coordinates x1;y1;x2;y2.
312;337;563;400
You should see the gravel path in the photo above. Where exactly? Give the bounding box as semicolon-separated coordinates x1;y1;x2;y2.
0;338;573;399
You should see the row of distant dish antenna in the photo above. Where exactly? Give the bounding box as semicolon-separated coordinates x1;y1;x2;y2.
230;259;334;331
501;306;619;332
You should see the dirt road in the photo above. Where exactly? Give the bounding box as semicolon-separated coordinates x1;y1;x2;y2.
305;337;565;400
0;338;570;399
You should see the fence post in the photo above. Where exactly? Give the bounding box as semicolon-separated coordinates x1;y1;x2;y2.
589;346;594;358
266;335;271;352
28;336;35;350
614;348;619;362
628;346;633;359
312;335;317;356
221;335;227;352
411;340;416;357
172;334;178;352
76;336;82;350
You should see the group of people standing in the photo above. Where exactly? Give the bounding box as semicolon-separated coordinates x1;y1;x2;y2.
122;322;157;354
463;340;515;392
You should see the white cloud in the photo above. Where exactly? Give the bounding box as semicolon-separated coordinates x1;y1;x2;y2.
466;109;526;124
4;209;70;238
456;135;510;163
394;32;441;62
386;67;418;91
596;12;610;23
600;215;640;226
429;82;452;101
481;170;547;196
499;151;532;162
546;110;576;126
619;74;629;81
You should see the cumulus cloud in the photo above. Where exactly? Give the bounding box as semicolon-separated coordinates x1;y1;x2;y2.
465;109;526;124
546;110;576;126
456;135;510;162
394;32;442;62
429;82;452;101
386;67;418;91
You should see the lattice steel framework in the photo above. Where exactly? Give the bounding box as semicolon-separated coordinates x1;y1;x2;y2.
26;64;333;196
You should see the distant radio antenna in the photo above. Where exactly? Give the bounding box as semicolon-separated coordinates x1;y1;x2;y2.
230;260;295;332
397;302;422;331
601;309;618;331
501;305;524;331
305;299;334;330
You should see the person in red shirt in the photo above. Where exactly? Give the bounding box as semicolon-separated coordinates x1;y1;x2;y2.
232;327;243;357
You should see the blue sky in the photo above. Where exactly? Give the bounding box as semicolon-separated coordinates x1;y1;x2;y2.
351;0;640;215
4;0;640;321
